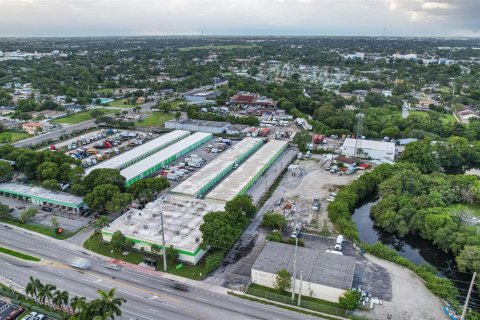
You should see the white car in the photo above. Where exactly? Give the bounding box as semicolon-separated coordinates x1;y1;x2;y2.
103;263;121;271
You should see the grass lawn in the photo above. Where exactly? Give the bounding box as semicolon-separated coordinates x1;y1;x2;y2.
135;112;174;127
0;246;41;261
0;131;31;143
84;233;210;280
409;110;458;124
96;88;114;94
0;218;76;240
179;45;259;51
52;108;116;124
108;99;138;109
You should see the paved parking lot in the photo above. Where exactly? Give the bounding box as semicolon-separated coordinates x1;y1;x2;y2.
0;300;22;320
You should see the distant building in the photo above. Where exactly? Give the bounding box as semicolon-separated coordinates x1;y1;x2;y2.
341;138;395;162
21;122;49;135
0;119;19;130
28;110;66;120
345;52;365;60
229;92;278;109
183;90;220;104
64;104;83;114
165;119;230;134
251;242;356;303
0;106;15;115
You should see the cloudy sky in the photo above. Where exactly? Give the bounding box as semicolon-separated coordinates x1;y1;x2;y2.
0;0;479;37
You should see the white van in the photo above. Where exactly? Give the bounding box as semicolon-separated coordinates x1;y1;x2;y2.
335;235;344;251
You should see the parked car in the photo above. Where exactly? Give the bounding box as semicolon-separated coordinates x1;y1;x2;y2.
41;206;52;212
6;307;25;320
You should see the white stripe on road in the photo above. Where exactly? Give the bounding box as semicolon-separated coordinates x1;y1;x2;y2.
163;303;177;309
123;310;155;320
196;297;208;302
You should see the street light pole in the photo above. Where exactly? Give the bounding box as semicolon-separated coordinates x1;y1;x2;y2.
460;272;476;320
298;271;303;306
160;210;167;272
291;236;298;302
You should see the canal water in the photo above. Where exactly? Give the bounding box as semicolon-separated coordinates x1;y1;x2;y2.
352;200;473;296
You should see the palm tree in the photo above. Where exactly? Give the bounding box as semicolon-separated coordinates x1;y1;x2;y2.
39;283;56;306
25;276;41;301
94;216;110;234
52;289;69;311
70;296;86;314
93;288;126;319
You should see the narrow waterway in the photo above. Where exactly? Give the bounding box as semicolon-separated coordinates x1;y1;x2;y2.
352;200;473;298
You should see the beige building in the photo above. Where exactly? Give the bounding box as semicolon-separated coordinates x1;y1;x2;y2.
21;122;46;135
251;242;356;303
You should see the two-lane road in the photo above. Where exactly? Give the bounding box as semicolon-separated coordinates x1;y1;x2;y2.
0;227;323;320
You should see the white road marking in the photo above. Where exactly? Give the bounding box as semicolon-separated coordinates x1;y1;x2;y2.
234;307;245;312
123;310;155;320
163;303;177;309
196;297;208;302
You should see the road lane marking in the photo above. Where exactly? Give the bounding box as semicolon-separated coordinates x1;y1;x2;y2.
234;307;245;312
196;298;208;302
163;303;177;309
123;310;155;320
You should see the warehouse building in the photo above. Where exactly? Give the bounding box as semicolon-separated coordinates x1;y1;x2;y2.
165;119;230;134
171;137;264;197
102;194;224;264
0;182;86;213
85;130;190;174
340;138;395;162
251;242;356;303
207;140;288;202
121;132;212;186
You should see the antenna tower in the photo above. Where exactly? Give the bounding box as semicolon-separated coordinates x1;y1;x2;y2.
354;113;365;159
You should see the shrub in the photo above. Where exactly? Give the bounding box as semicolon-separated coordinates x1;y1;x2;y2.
339;290;361;310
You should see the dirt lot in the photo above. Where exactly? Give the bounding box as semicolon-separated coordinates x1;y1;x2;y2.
355;254;448;320
274;154;362;232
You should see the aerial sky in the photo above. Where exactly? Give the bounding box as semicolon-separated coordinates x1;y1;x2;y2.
0;0;479;37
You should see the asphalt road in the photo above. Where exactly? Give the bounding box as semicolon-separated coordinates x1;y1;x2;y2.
0;227;324;320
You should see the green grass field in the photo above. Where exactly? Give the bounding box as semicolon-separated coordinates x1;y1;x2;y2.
0;246;41;261
108;99;138;109
135;112;174;127
179;44;259;51
0;218;76;240
83;233;209;280
96;88;114;94
52;108;116;124
409;110;458;124
0;131;31;143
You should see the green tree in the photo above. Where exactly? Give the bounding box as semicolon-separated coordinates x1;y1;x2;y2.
90;109;105;118
51;216;59;236
39;283;57;305
0;161;13;182
266;231;282;242
339;290;361;310
225;195;256;219
175;111;181;121
110;230;127;250
457;246;480;272
0;203;11;219
42;179;61;191
262;212;287;230
126;177;170;205
166;245;178;264
94;216;110;234
400;138;440;173
84;184;121;213
83;169;126;192
292;130;311;153
26;276;43;302
91;288;126;319
273;268;291;293
20;208;38;223
105;192;133;213
200;211;243;249
37;161;59;181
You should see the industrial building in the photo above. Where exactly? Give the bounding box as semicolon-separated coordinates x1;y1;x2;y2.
85;130;190;174
251;242;356;303
165;119;230;134
340;138;395;162
121;132;212;186
0;182;86;213
102;194;225;264
207;140;288;202
171;138;264;197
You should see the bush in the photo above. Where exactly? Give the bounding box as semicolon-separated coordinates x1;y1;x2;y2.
206;250;225;274
266;231;282;242
339;290;361;310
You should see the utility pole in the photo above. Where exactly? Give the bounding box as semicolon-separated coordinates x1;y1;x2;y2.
460;272;476;320
291;237;298;302
160;211;167;271
297;271;303;306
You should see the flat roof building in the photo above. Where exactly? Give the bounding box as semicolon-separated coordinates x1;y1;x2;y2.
102;194;225;264
0;182;85;213
121;132;212;186
165;119;230;134
172;137;263;197
252;242;356;303
85;130;190;174
207;140;288;202
341;138;395;162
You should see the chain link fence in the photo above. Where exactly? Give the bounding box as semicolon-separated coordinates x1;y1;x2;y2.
248;287;350;317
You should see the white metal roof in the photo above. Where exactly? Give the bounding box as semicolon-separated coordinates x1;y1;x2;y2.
171;137;262;196
207;140;288;202
0;182;84;207
85;130;190;174
342;138;395;152
121;132;212;181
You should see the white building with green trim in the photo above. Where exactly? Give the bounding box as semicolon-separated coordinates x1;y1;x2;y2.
171;137;264;197
121;132;213;186
0;182;86;213
102;194;225;264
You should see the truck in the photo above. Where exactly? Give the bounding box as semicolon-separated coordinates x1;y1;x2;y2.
188;161;201;168
297;152;303;160
67;257;92;269
290;223;302;238
312;134;324;144
335;235;344;251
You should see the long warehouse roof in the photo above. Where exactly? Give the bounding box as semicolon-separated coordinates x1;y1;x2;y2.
171;137;263;196
85;130;190;174
0;182;84;207
121;132;212;181
207;140;288;202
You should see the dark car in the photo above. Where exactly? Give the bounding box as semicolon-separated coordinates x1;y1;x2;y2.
41;206;52;212
166;280;189;291
6;307;25;320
